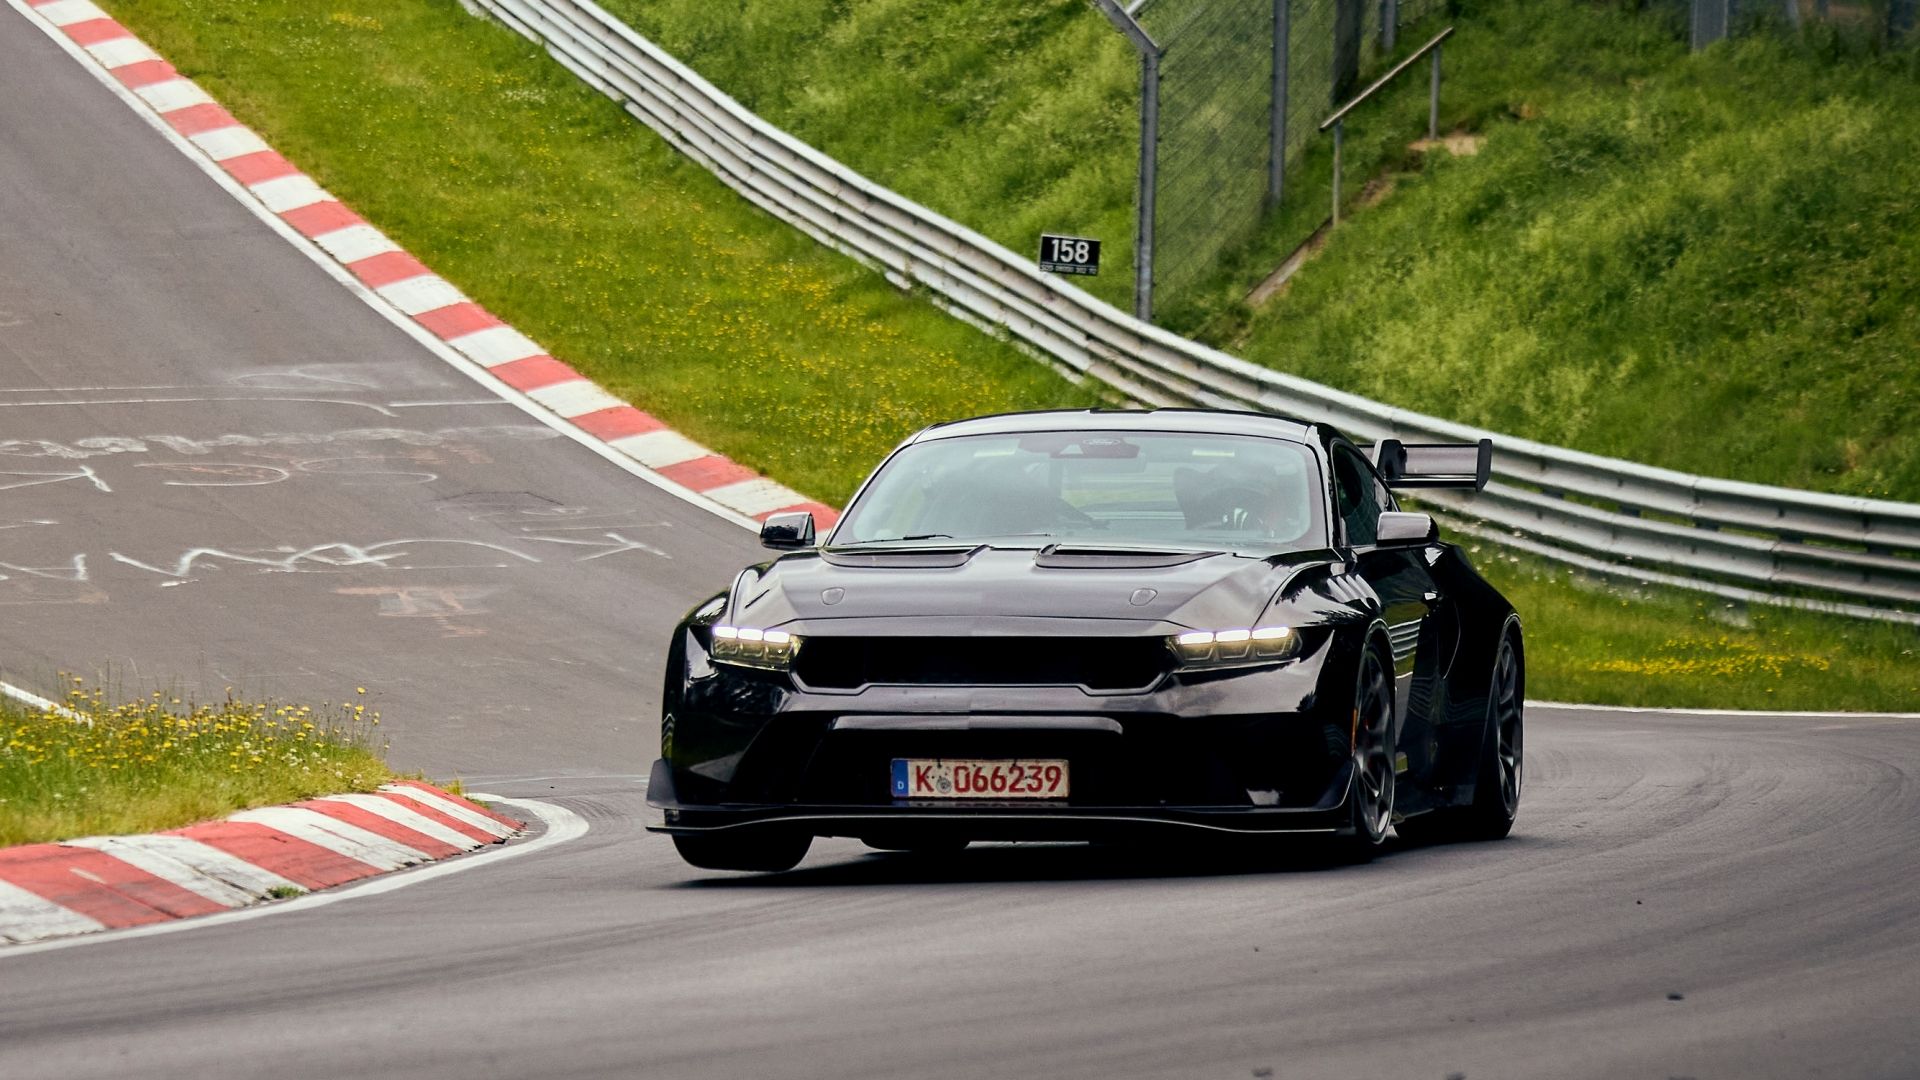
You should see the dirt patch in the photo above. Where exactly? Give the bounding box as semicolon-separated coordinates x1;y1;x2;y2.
1409;132;1485;158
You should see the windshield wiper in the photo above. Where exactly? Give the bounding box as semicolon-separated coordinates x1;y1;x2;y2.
842;533;955;546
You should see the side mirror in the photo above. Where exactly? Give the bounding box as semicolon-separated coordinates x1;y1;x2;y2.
759;511;816;550
1375;511;1437;546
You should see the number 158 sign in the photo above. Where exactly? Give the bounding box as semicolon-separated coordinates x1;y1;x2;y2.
1037;233;1101;276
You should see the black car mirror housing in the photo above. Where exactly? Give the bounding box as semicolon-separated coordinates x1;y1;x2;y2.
759;511;817;550
1375;511;1438;546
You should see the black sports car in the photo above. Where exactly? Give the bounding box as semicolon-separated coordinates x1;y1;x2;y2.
647;409;1523;871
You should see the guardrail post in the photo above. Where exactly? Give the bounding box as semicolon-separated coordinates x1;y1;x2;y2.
1331;120;1343;226
1268;0;1291;207
1429;43;1440;141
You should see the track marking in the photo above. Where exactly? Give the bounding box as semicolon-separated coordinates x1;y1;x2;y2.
0;795;584;959
1528;700;1920;721
3;0;837;534
61;834;303;907
0;678;90;721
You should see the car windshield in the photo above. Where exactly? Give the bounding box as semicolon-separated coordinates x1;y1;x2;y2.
833;430;1326;549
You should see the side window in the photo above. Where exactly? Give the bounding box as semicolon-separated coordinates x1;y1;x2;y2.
1332;445;1386;547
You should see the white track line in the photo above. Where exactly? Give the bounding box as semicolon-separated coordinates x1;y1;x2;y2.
0;678;89;722
1528;700;1920;720
0;795;585;958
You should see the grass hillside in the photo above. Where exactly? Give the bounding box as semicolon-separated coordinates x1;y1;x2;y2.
1224;2;1920;502
605;0;1920;501
602;0;1141;314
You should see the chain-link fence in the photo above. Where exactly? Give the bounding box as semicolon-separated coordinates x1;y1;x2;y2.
1666;0;1916;47
1146;1;1276;302
1097;0;1444;314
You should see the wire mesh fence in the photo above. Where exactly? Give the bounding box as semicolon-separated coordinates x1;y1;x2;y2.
1127;0;1444;307
1660;0;1918;47
1147;1;1276;300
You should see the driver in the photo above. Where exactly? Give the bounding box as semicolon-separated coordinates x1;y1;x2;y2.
1175;462;1292;536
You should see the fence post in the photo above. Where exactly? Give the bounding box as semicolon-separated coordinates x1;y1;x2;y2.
1381;0;1397;51
1691;0;1730;49
1429;43;1440;141
1331;120;1343;226
1269;0;1291;207
1137;48;1160;321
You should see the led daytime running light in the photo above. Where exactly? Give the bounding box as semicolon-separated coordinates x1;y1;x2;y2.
1169;625;1299;668
710;625;800;670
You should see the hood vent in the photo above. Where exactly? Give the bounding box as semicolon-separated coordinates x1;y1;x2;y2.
1033;545;1222;569
820;545;984;569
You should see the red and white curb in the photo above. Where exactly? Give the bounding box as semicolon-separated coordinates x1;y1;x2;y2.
0;781;523;946
14;0;838;530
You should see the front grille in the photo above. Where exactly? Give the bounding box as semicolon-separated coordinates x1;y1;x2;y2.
793;636;1170;692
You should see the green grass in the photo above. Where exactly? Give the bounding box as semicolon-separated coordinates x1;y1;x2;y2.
88;0;1920;708
0;685;390;847
603;0;1144;315
1470;543;1920;710
1218;1;1920;502
98;0;1096;506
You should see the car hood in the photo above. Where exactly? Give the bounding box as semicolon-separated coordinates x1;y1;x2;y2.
726;544;1338;633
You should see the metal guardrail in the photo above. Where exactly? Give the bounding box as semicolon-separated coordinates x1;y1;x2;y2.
466;0;1920;624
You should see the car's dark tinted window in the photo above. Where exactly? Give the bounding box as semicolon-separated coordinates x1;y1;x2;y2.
834;430;1327;550
1332;444;1390;547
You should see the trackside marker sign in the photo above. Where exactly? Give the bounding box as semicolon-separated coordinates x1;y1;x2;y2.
1037;233;1101;276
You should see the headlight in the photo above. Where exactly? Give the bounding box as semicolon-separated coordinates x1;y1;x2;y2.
710;625;801;671
1169;626;1299;669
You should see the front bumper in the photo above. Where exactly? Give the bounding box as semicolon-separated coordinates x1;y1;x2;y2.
648;634;1362;842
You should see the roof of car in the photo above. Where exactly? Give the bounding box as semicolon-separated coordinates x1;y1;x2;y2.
911;408;1322;444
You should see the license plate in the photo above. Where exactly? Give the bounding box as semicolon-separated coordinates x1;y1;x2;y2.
891;759;1069;799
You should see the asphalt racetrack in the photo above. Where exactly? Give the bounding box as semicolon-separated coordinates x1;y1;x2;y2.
3;12;1918;1079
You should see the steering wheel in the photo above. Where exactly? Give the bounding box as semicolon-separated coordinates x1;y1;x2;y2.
1193;485;1277;534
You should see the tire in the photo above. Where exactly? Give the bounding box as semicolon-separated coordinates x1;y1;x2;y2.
1332;642;1396;862
672;830;811;873
1398;630;1523;845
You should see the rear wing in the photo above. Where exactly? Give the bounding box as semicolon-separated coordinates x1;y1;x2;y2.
1370;438;1492;490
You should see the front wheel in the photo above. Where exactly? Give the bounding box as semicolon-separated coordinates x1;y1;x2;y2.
1332;643;1396;861
1399;631;1523;845
672;830;811;873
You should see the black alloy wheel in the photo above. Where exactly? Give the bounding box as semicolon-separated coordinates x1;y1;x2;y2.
1399;631;1523;844
1337;644;1396;860
1491;636;1524;816
672;830;812;873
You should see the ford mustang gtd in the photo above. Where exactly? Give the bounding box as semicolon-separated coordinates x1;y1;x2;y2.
647;410;1524;871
